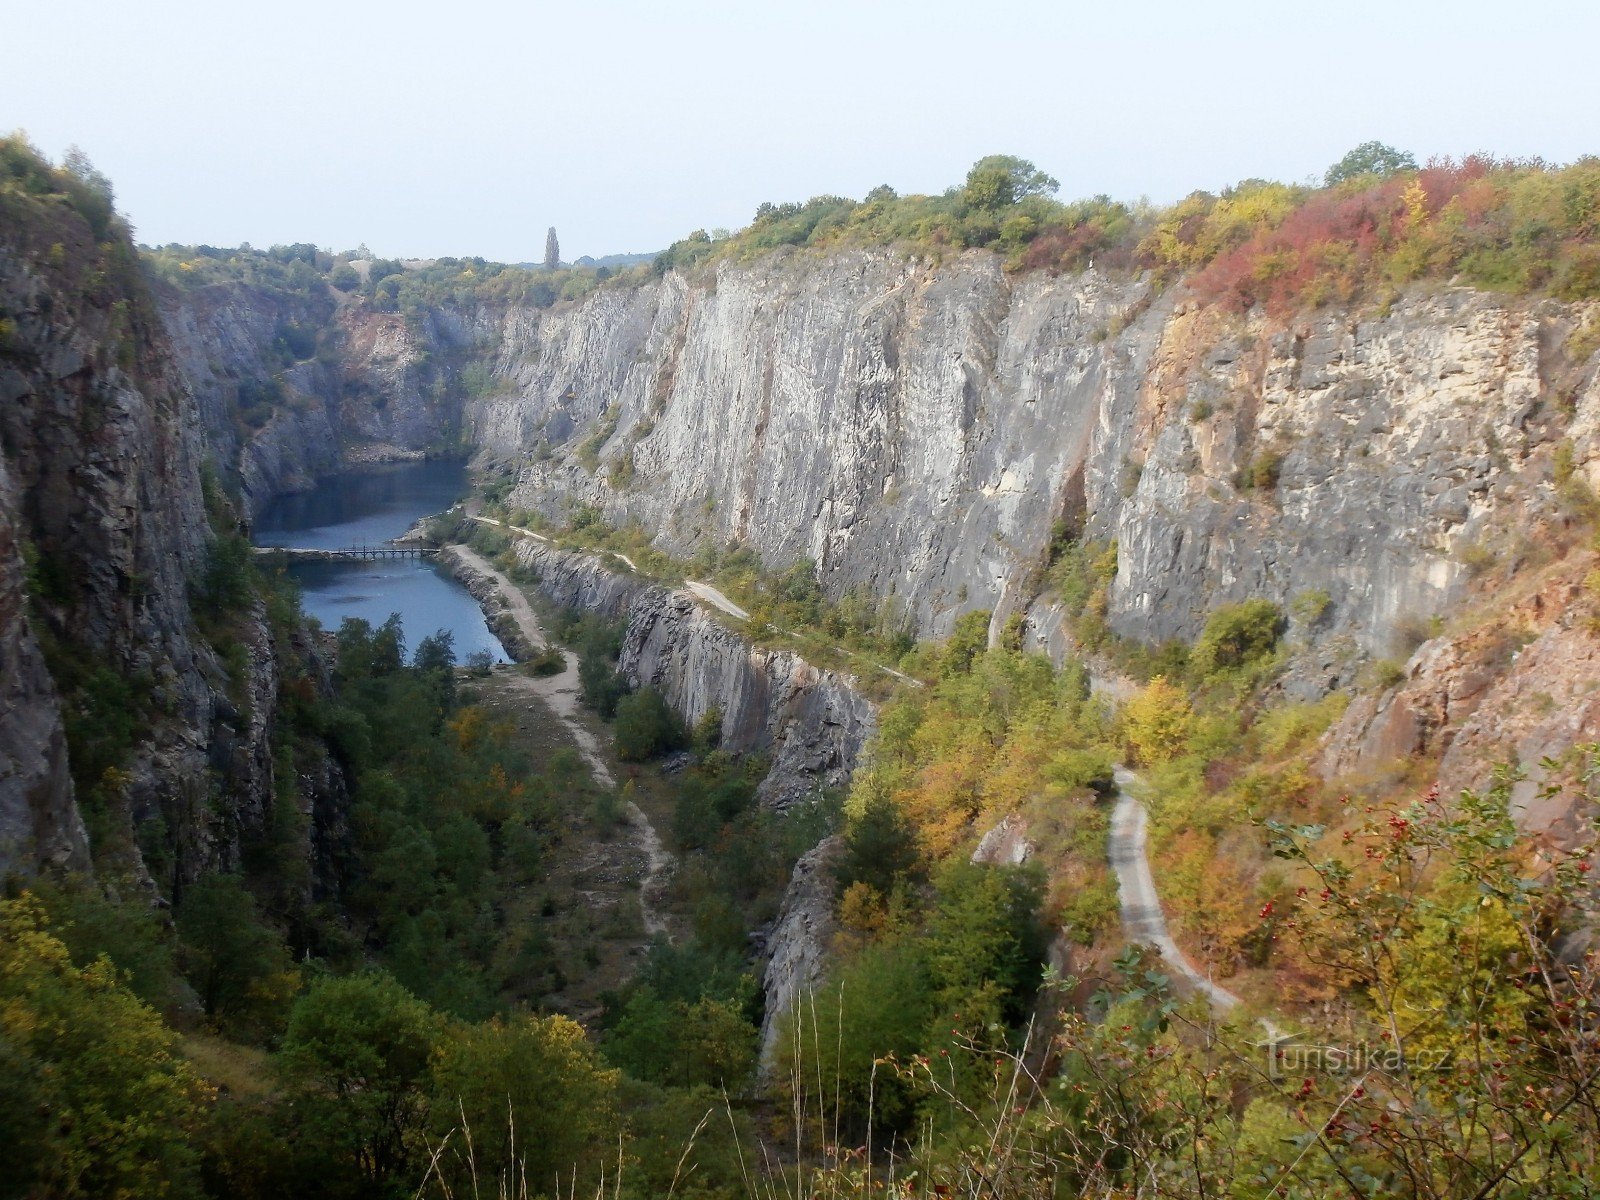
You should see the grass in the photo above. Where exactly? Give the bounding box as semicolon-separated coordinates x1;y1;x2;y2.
180;1032;273;1099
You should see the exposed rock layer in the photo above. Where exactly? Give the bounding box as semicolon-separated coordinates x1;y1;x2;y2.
0;203;342;883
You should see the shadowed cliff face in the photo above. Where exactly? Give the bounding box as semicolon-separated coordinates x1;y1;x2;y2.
158;284;496;518
0;202;333;884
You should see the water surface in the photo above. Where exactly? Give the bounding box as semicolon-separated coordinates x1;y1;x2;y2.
255;461;509;664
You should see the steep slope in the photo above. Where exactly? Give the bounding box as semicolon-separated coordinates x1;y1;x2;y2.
0;157;336;887
158;282;481;518
463;253;1597;670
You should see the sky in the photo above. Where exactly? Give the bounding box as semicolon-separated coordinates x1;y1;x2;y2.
4;0;1597;263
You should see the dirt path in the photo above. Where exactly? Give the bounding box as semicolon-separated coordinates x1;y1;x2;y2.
1110;765;1283;1039
450;543;673;940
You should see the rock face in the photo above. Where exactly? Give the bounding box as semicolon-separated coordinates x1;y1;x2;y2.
758;834;841;1067
460;252;1594;668
503;539;877;810
0;200;339;884
166;247;1596;675
157;284;485;518
0;453;86;872
1320;565;1600;838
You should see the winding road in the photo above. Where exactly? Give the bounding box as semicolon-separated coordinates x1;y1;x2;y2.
449;543;673;940
1110;765;1283;1039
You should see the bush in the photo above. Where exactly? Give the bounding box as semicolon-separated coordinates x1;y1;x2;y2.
1192;598;1284;678
524;644;565;676
612;688;684;761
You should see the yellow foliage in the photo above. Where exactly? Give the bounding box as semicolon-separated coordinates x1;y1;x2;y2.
1122;675;1194;765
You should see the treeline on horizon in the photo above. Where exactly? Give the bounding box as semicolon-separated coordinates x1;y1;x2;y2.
106;138;1600;318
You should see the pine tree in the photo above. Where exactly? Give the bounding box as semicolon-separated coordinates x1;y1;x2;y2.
544;226;560;270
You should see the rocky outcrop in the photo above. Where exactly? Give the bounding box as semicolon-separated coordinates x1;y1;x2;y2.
758;834;841;1067
0;197;335;885
0;454;86;873
1320;563;1600;839
971;814;1035;866
500;538;876;810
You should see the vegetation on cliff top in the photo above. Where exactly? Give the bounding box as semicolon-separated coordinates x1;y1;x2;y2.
657;146;1600;312
105;135;1600;334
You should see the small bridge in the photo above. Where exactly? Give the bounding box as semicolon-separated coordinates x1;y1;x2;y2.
253;543;439;562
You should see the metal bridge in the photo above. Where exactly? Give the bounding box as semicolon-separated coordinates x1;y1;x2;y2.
252;543;439;562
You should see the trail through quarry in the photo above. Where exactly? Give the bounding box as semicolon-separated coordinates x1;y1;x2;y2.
472;515;921;688
449;543;673;940
1110;765;1283;1041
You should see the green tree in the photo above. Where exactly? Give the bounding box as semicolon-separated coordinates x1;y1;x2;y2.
962;155;1058;212
277;972;441;1193
177;873;297;1039
775;938;933;1138
924;860;1046;1027
836;794;919;895
612;686;684;761
1325;140;1418;186
544;225;560;270
605;988;756;1088
427;1013;619;1195
0;894;203;1199
941;608;992;677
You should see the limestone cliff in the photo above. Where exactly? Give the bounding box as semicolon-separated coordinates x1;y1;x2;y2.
461;252;1596;677
158;283;486;517
0;188;337;886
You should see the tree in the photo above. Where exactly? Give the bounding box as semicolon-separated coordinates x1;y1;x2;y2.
1122;675;1194;765
962;155;1058;212
427;1013;619;1195
544;225;560;270
1325;140;1417;186
0;894;203;1199
277;972;441;1193
60;144;116;238
177;874;297;1039
612;686;684;761
836;794;919;895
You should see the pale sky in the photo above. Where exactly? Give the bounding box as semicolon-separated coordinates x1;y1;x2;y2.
4;0;1596;262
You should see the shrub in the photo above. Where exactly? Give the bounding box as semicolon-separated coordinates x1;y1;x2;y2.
1289;587;1332;629
1235;449;1284;492
612;687;684;761
1193;598;1285;677
524;644;565;676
